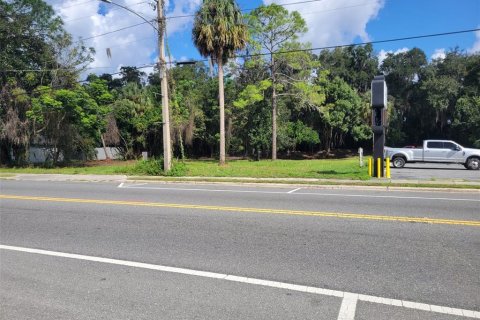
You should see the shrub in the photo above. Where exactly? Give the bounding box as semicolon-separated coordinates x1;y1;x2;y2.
167;161;187;176
129;158;164;176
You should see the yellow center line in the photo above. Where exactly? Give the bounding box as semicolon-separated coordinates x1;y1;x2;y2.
1;194;479;227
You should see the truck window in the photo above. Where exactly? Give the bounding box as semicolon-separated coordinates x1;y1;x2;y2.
427;141;443;149
443;142;456;149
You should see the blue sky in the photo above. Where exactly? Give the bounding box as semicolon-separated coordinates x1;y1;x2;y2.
48;0;480;76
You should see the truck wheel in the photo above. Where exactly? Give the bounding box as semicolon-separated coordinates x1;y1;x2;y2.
466;157;480;170
392;156;406;168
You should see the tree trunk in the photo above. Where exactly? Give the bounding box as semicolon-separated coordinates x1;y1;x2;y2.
327;127;333;153
226;115;233;155
99;129;110;160
271;53;277;160
218;59;226;165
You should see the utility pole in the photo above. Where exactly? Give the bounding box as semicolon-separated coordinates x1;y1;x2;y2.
157;0;171;172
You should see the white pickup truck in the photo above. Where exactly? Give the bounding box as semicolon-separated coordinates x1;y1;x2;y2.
385;140;480;170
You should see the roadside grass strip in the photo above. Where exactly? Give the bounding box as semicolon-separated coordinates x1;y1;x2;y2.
1;194;480;227
1;244;479;319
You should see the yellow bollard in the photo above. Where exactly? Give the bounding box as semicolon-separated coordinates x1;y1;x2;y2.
377;157;381;178
386;158;391;178
368;157;372;177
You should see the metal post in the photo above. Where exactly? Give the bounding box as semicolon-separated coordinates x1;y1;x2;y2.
358;147;364;167
373;128;385;177
368;157;372;177
157;0;171;172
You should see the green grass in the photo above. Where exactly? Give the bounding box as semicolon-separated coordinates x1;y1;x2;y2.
184;158;369;180
0;173;16;177
0;158;369;180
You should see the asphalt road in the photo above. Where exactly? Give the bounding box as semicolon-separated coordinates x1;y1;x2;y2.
1;180;479;319
391;163;480;181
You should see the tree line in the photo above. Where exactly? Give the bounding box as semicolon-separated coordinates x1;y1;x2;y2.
1;0;479;166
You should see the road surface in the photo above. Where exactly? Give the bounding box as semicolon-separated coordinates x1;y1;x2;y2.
391;163;480;181
1;180;479;319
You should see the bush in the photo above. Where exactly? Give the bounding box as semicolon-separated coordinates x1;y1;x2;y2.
128;158;188;176
167;161;187;176
129;158;164;176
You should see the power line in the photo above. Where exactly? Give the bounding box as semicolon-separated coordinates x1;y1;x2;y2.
166;0;325;20
241;28;480;59
60;0;97;9
297;1;379;17
5;27;479;87
80;21;155;41
1;67;115;72
73;0;325;41
74;0;378;49
63;1;150;23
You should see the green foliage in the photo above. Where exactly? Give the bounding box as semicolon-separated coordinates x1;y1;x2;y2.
129;158;164;176
128;158;187;176
384;48;479;147
233;80;271;109
26;85;103;163
279;120;320;151
192;0;247;63
318;44;378;93
247;4;307;51
166;161;188;176
314;76;370;151
0;0;94;165
452;96;480;147
3;5;480;168
111;83;162;159
192;0;248;164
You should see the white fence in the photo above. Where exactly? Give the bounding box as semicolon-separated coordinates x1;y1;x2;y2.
23;147;121;163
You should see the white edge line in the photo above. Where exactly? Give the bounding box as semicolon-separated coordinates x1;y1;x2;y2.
1;244;479;319
287;187;302;194
119;185;480;202
337;293;358;320
120;183;148;188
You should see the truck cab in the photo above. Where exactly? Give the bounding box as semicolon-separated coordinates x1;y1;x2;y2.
423;140;464;162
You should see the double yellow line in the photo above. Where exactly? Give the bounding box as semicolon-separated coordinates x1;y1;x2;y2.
1;194;479;227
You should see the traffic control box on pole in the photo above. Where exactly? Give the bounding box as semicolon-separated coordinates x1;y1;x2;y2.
371;75;388;178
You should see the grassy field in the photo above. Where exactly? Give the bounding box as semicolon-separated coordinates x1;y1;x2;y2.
184;159;369;180
0;158;370;180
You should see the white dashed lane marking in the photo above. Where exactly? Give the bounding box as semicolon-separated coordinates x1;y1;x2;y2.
118;183;480;202
1;244;479;319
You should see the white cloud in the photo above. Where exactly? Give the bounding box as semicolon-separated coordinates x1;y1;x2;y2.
431;48;446;61
263;0;385;48
377;47;409;66
467;28;480;54
47;0;201;78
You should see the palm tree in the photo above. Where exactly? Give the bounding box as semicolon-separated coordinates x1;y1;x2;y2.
192;0;247;165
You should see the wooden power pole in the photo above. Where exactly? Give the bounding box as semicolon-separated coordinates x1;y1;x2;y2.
157;0;171;172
